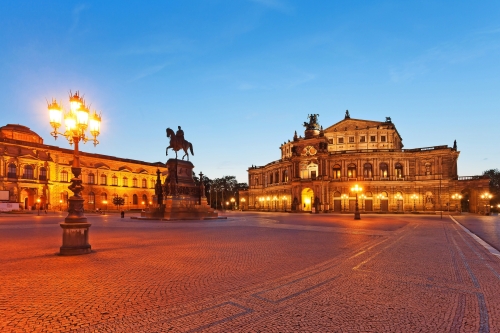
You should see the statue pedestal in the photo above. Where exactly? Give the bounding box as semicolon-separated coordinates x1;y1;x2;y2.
141;159;218;220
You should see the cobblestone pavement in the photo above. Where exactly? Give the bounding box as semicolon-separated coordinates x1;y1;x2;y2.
1;212;500;332
454;214;500;252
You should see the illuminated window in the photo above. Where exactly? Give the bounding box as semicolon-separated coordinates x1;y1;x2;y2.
380;163;389;178
88;173;95;184
61;170;68;182
133;178;138;187
333;165;341;179
363;163;373;178
112;175;118;186
360;136;366;143
23;165;34;179
347;164;357;178
123;177;128;187
142;178;147;188
395;163;403;178
338;138;344;144
349;137;354;143
100;174;107;185
88;192;95;204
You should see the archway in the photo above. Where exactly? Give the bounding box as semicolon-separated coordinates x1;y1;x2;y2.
301;188;314;212
20;189;35;210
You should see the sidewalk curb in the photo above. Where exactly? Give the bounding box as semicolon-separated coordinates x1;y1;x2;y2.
450;215;500;260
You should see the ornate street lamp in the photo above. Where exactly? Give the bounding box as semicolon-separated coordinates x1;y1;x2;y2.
480;192;492;215
341;193;349;212
37;198;41;216
48;91;101;255
411;194;418;212
240;197;246;210
272;196;278;211
451;193;462;213
351;184;362;220
230;197;235;210
282;196;287;212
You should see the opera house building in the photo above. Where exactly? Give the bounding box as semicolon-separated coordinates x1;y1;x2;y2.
241;112;489;214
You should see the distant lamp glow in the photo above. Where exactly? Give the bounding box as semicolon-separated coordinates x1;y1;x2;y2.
350;184;362;220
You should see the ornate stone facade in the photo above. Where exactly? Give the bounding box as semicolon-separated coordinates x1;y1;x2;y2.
241;113;490;214
0;124;167;211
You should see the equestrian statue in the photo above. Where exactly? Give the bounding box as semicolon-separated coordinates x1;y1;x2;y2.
166;126;194;161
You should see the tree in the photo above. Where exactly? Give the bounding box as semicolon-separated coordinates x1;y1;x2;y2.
112;196;125;210
483;169;500;210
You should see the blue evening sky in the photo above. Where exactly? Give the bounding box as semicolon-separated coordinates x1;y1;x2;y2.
1;1;499;182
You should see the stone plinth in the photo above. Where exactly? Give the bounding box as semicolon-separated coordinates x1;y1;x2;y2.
141;159;218;220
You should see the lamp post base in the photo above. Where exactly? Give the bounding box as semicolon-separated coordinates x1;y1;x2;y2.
59;222;92;255
354;211;361;220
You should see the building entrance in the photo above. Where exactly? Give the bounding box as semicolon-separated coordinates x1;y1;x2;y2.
301;188;314;211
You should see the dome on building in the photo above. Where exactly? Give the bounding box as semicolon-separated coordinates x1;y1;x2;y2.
0;124;43;144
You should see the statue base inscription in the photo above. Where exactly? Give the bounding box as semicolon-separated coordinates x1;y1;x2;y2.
141;159;217;220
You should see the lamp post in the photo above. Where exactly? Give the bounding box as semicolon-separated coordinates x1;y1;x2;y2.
240;197;246;211
59;199;63;212
351;184;362;220
273;196;278;211
266;196;270;211
451;193;462;213
395;193;403;212
37;198;41;216
341;194;349;212
283;196;287;212
230;197;235;210
48;91;101;255
411;194;418;212
481;193;492;215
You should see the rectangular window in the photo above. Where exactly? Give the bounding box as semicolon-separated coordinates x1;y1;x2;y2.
311;171;316;180
338;138;344;144
381;136;386;142
328;138;333;144
360;136;366;143
370;136;376;142
349;137;354;143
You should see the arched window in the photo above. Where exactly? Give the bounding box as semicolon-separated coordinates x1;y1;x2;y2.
88;173;95;184
112;175;118;186
123;194;129;205
255;177;259;186
380;163;389;178
133;194;138;205
363;163;373;178
282;170;288;183
39;167;47;181
347;164;357;178
133;178;138;187
332;165;341;179
275;171;279;183
142;178;147;188
61;170;68;182
269;173;273;184
142;194;148;204
23;165;34;179
101;192;107;200
101;174;107;185
395;163;403;178
123;177;128;187
8;163;17;178
88;192;95;204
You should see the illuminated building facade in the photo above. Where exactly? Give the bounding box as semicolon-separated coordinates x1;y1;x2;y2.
241;112;489;213
0;124;166;211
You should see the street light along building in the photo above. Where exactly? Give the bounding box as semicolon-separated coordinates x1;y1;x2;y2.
241;112;489;213
0;124;167;211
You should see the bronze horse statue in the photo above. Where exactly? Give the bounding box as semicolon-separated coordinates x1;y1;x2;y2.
166;127;194;160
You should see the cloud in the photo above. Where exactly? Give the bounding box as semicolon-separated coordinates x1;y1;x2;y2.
69;4;88;34
128;63;170;82
248;0;293;13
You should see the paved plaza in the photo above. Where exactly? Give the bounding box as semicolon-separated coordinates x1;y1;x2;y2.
1;211;500;332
